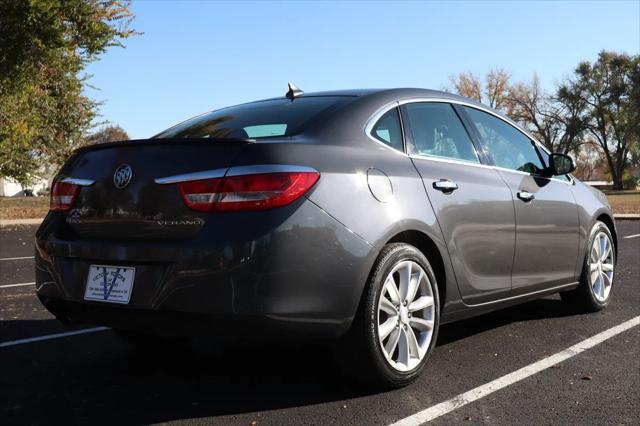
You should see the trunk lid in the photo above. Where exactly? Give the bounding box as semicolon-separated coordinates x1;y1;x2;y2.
58;139;249;240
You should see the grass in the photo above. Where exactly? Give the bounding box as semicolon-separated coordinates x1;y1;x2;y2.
1;189;638;220
0;197;49;220
606;191;640;214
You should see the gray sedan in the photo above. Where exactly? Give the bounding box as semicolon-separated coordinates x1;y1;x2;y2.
36;86;616;388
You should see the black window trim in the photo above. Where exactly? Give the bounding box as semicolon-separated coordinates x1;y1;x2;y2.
451;103;493;165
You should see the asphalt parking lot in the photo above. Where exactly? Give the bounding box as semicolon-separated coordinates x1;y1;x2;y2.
1;222;638;425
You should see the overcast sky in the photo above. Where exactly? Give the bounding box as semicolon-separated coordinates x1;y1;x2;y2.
84;0;640;139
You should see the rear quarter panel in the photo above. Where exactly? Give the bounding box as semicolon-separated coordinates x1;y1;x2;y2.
236;135;462;316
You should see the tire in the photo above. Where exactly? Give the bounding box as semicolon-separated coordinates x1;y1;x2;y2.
561;221;615;312
344;243;440;389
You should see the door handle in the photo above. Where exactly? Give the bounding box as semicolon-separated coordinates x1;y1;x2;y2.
433;179;459;192
517;190;535;202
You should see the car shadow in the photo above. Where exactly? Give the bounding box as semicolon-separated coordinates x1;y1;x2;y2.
1;319;377;424
1;296;580;424
436;295;580;346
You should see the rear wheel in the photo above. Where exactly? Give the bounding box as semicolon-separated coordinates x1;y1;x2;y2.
346;243;440;388
561;221;615;312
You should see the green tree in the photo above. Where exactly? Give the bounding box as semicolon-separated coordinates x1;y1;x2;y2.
559;51;640;189
0;0;137;186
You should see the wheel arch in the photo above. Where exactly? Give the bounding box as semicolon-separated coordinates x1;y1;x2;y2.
386;230;447;310
596;213;618;257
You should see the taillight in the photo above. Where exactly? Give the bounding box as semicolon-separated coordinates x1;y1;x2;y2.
50;181;80;211
179;178;224;212
179;171;320;212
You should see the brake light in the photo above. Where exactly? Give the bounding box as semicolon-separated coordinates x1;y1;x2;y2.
50;181;80;211
179;171;320;212
179;178;224;212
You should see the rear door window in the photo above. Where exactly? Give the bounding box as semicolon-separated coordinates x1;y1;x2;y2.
402;103;480;163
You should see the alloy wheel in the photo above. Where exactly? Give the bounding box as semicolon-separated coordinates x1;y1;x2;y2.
376;260;435;372
589;231;614;302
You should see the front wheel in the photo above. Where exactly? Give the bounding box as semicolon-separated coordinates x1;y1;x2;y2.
561;221;615;312
346;243;440;389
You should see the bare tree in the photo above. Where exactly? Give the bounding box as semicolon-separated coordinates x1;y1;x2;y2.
485;69;511;111
448;68;511;111
86;125;130;145
572;141;607;181
507;75;559;150
448;54;638;188
448;72;482;102
507;75;589;153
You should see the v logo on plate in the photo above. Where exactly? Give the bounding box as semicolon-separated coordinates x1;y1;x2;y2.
102;267;121;300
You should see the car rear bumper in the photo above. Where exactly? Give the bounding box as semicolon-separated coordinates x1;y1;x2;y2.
36;296;347;340
35;199;376;339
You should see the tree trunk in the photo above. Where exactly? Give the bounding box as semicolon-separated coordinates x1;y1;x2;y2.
613;160;627;190
612;176;624;190
611;157;624;189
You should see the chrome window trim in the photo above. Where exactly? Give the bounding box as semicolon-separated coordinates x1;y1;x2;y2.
363;97;574;186
155;164;318;184
154;168;227;184
409;154;495;171
58;177;95;186
226;164;318;176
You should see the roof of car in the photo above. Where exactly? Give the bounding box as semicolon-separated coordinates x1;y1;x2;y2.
261;87;476;102
297;88;452;97
293;87;500;117
256;87;492;112
241;87;510;127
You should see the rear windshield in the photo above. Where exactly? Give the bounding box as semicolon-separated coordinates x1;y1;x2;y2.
153;96;353;139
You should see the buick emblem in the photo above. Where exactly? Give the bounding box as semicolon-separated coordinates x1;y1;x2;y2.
113;164;133;189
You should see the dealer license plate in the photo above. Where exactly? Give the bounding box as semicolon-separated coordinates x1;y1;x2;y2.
84;265;135;304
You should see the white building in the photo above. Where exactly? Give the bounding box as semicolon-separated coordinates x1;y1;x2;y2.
0;176;51;197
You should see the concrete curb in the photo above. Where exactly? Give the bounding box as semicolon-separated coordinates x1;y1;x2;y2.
0;218;43;227
614;214;640;220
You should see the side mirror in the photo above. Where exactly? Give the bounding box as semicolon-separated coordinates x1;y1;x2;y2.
548;153;576;176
